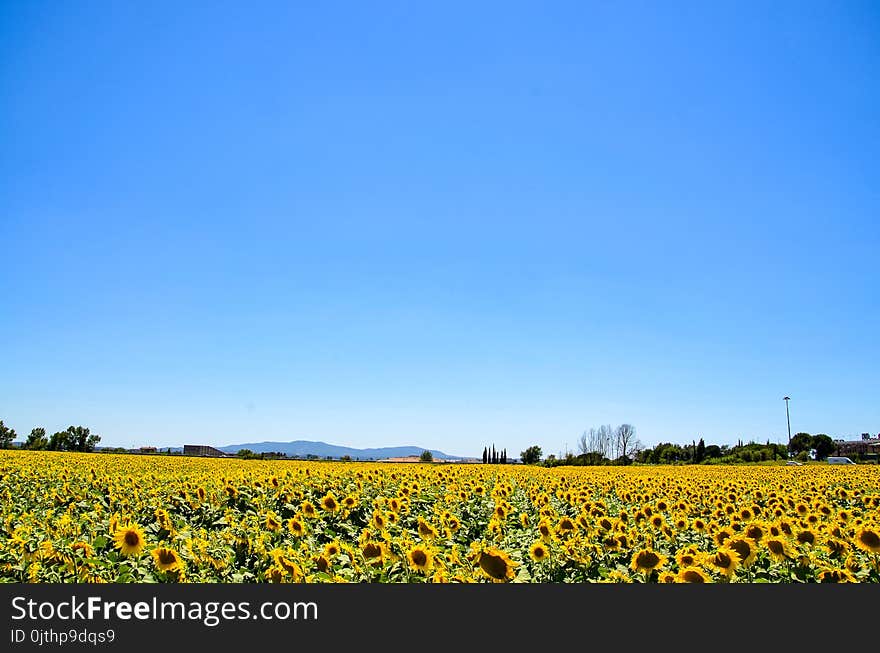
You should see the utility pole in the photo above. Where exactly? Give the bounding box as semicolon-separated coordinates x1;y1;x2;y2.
784;396;792;453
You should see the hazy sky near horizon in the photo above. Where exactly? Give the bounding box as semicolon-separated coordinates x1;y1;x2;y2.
2;1;878;457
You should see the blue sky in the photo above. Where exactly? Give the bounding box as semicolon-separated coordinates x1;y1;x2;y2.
1;1;878;456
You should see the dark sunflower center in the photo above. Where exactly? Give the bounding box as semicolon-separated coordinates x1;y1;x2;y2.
860;531;880;548
729;541;752;561
411;550;428;567
682;570;705;583
797;531;815;544
124;531;140;547
636;551;660;568
480;552;509;579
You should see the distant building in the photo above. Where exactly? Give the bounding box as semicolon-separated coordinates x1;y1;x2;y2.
183;444;229;457
834;436;880;461
138;446;157;453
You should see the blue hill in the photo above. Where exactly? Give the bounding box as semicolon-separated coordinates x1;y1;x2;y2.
217;440;463;460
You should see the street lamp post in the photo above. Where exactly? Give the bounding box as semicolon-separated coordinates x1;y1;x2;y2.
784;396;791;453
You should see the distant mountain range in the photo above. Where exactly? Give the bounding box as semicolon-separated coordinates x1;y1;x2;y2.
216;440;465;460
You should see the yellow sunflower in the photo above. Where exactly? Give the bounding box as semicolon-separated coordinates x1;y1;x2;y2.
529;540;550;563
630;548;667;574
726;536;758;568
417;518;438;540
320;493;340;513
537;518;554;542
675;546;700;569
477;547;517;582
676;567;711;583
854;526;880;554
287;518;305;537
764;537;793;562
113;524;146;556
151;546;182;572
407;545;434;573
817;567;856;583
795;528;818;547
264;511;282;532
705;547;740;578
658;571;677;583
361;541;386;565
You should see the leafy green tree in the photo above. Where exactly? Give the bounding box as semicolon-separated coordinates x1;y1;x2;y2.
695;438;706;463
70;426;101;452
419;450;434;462
811;434;835;461
26;427;48;450
789;432;812;455
0;420;15;449
49;429;71;450
49;426;101;452
520;445;542;465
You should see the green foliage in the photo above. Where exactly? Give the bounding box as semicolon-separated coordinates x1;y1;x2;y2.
520;445;542;465
811;434;835;461
25;428;48;450
695;438;706;463
0;421;16;449
419;450;433;462
789;432;813;455
47;426;101;452
635;439;787;465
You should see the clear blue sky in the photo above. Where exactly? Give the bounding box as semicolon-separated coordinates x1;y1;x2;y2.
2;1;878;456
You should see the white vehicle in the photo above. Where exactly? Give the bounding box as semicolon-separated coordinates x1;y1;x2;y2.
827;456;856;465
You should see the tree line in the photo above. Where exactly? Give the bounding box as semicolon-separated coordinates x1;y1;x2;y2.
481;445;507;464
0;421;101;452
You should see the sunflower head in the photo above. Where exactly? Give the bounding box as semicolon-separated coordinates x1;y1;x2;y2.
675;546;700;568
287;518;305;537
765;537;792;562
113;524;146;557
714;527;734;548
264;511;282;532
556;517;576;535
477;547;517;582
417;517;438;540
706;547;740;577
795;528;818;547
407;545;433;573
726;536;757;568
320;493;340;513
529;540;549;563
630;548;667;574
677;567;711;583
361;541;386;565
151;546;182;572
817;567;855;583
854;527;880;554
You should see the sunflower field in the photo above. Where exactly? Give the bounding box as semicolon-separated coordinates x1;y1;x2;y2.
1;450;879;583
